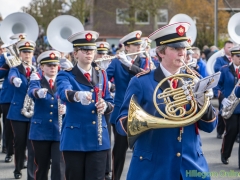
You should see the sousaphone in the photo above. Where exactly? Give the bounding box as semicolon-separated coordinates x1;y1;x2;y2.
47;15;84;52
169;14;197;45
206;12;240;75
0;12;39;43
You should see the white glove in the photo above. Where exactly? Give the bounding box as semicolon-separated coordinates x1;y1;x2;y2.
118;51;132;67
222;98;231;108
97;59;111;70
13;77;22;87
59;104;66;115
95;98;108;114
60;59;73;70
75;91;92;105
30;72;40;81
36;88;48;98
108;81;112;90
205;89;213;99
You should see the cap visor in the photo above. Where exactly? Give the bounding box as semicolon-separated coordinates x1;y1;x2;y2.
78;46;96;50
21;50;33;53
41;62;59;65
97;50;108;54
166;41;189;48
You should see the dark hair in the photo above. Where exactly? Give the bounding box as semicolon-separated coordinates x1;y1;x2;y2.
224;40;233;46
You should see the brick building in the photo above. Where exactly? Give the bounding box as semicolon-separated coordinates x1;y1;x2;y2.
84;0;169;46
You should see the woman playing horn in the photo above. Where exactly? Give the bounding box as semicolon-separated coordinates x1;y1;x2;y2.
116;22;217;180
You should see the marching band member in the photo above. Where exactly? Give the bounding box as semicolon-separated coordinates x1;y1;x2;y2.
214;40;234;139
56;30;114;180
217;46;240;166
0;49;15;163
141;37;158;69
28;50;65;180
214;40;234;73
192;47;209;78
95;41;112;180
7;39;36;179
0;33;27;162
106;30;150;180
116;22;217;180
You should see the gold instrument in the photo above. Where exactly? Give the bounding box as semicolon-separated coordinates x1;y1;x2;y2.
2;40;22;67
94;51;145;63
127;73;210;149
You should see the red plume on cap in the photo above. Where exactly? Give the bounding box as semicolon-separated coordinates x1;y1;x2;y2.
85;33;92;41
176;25;185;37
49;53;56;59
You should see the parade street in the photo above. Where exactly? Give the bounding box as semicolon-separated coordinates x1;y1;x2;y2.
0;126;239;180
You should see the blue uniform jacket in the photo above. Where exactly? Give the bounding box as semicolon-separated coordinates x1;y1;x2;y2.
116;65;217;180
7;64;34;121
214;55;230;73
216;63;240;114
0;54;15;104
28;77;60;141
196;58;209;78
56;65;114;151
106;55;149;124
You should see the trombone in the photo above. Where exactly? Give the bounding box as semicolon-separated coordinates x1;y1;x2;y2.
94;51;145;63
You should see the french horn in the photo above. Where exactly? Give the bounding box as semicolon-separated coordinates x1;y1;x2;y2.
127;74;210;148
47;15;84;53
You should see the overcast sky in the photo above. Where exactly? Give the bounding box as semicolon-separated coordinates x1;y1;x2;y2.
0;0;31;19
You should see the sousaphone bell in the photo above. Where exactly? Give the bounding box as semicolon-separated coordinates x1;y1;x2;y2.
47;15;84;52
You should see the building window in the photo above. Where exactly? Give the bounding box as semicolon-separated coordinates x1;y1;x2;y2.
116;8;129;24
135;10;150;25
157;9;168;25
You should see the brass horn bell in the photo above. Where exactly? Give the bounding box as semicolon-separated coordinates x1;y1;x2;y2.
127;74;210;149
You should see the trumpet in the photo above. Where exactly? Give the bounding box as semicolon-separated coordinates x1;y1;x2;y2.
94;51;145;63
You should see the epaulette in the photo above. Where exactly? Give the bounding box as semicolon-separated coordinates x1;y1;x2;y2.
186;68;201;78
136;69;151;78
64;68;73;72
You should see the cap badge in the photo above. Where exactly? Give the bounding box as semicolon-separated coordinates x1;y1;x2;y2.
25;42;30;47
85;33;92;41
19;35;24;39
176;25;185;37
100;43;104;48
50;53;56;59
136;33;141;39
187;38;191;45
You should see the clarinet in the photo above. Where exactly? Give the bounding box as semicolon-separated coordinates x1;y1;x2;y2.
98;69;103;145
58;96;63;134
